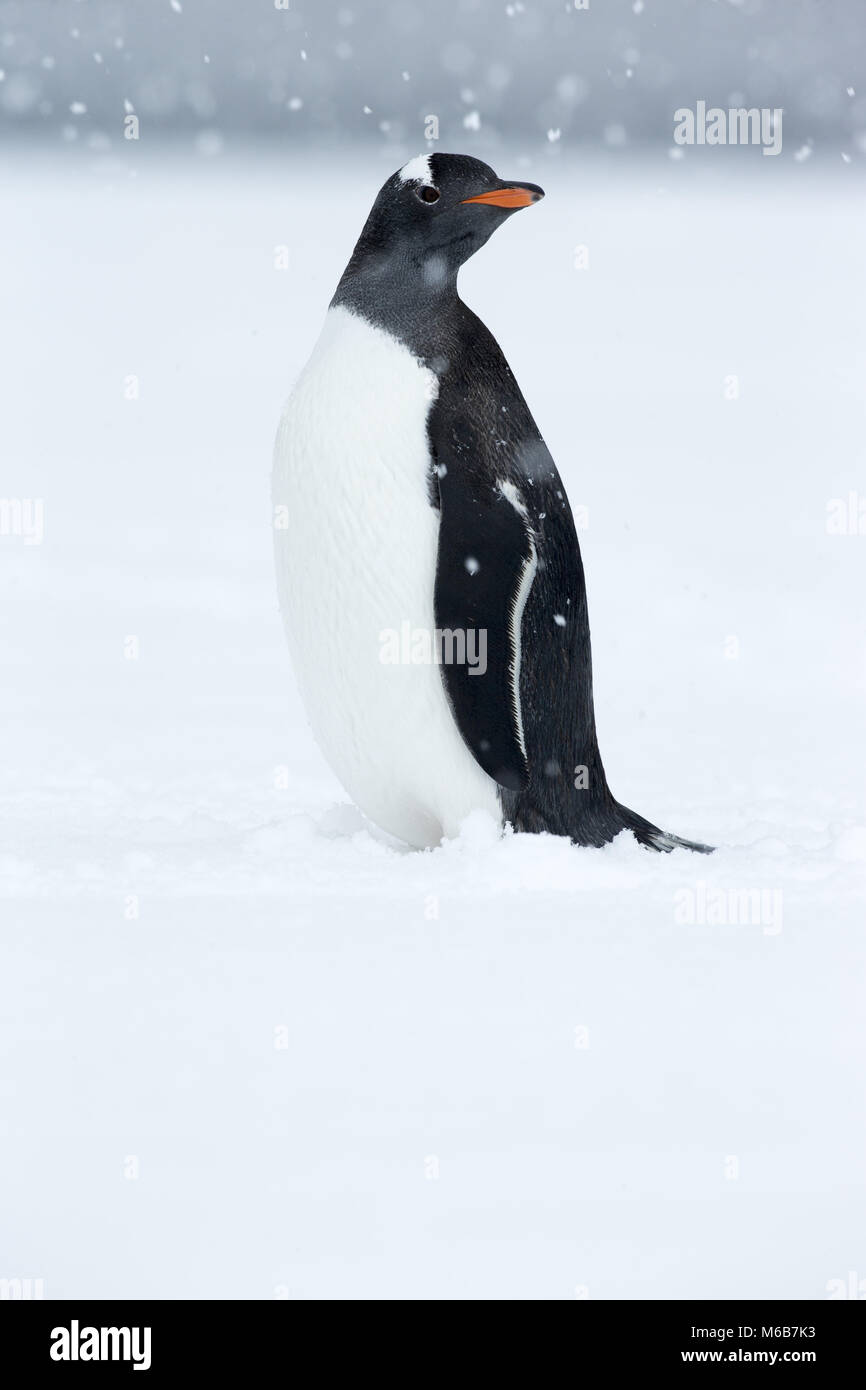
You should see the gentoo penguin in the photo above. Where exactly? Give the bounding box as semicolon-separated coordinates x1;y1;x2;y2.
273;152;711;853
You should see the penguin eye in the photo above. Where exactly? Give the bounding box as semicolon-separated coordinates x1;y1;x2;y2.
416;185;440;204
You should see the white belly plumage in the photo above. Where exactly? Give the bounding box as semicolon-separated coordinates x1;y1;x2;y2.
272;305;500;848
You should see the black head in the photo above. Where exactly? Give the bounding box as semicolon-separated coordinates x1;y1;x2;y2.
333;153;544;302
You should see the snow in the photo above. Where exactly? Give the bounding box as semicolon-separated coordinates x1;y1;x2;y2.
1;144;864;1300
397;152;433;184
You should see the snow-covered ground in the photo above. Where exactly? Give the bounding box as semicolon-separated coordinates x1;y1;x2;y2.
1;142;864;1299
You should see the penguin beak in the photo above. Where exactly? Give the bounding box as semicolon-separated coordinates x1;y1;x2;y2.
461;181;545;210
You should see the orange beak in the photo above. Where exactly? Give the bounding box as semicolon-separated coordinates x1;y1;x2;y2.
461;184;544;209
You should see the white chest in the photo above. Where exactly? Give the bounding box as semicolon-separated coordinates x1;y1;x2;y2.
272;306;499;847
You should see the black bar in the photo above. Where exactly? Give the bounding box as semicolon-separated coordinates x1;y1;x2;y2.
2;1298;863;1375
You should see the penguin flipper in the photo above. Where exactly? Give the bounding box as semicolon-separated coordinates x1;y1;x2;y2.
433;463;534;793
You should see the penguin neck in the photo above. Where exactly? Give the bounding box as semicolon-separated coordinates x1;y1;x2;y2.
331;247;460;352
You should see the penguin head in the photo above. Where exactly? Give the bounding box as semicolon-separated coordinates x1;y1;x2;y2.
345;153;544;284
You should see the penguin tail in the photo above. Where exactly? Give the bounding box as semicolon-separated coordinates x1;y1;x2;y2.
616;803;714;855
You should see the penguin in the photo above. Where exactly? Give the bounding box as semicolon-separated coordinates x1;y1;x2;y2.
272;152;712;854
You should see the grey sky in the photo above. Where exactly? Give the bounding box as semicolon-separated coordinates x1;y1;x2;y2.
1;0;863;151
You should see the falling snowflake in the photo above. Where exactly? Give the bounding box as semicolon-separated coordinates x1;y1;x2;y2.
463;110;481;132
196;130;224;158
465;557;480;576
